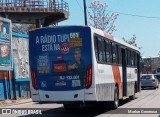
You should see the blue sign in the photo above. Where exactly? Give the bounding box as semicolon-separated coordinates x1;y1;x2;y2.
29;26;92;91
0;17;12;70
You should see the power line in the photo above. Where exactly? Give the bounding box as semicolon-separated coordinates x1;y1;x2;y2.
107;10;160;19
86;1;160;22
76;0;83;11
87;0;160;19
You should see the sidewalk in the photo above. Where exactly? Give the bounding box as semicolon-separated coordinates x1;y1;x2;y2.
0;98;32;107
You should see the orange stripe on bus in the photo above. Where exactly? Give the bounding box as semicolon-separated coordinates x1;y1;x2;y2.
104;32;114;40
112;66;122;90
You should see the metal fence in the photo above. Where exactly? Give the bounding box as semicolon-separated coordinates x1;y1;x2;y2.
0;0;69;12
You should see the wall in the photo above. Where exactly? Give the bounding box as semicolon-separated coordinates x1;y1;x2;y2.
142;57;160;74
0;32;30;100
12;32;29;80
12;32;30;99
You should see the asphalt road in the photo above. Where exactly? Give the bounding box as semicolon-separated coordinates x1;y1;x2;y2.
1;87;160;117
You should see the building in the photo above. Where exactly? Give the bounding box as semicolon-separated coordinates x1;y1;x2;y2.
142;56;160;74
0;0;69;27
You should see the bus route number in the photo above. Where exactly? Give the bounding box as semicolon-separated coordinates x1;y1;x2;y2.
70;32;79;38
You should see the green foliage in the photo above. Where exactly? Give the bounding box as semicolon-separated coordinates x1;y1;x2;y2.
158;51;160;56
12;24;36;34
122;34;136;45
122;34;142;51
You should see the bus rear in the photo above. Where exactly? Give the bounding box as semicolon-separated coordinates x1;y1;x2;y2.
29;26;93;104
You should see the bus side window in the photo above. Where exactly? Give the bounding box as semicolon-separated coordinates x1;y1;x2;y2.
131;51;134;66
109;42;113;63
129;50;132;66
127;49;131;66
105;40;111;63
116;44;119;64
94;36;99;61
133;51;136;67
134;52;138;67
112;42;118;64
98;37;103;62
102;39;106;62
126;49;128;66
118;46;122;65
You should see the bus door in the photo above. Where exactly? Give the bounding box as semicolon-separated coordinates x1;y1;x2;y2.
121;48;127;97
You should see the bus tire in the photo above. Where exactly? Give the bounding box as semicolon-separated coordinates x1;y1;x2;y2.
63;103;80;111
110;86;119;109
129;86;136;100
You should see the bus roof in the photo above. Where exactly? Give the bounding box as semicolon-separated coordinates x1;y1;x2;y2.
90;26;140;52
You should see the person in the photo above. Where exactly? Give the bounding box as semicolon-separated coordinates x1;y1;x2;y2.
68;48;86;87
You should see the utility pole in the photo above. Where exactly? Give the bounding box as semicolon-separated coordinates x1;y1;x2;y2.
83;0;87;25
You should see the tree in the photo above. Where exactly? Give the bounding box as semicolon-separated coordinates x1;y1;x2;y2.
12;24;36;34
158;51;160;56
122;34;137;45
123;34;142;50
88;0;118;34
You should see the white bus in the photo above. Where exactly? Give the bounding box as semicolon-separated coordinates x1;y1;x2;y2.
29;26;141;109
